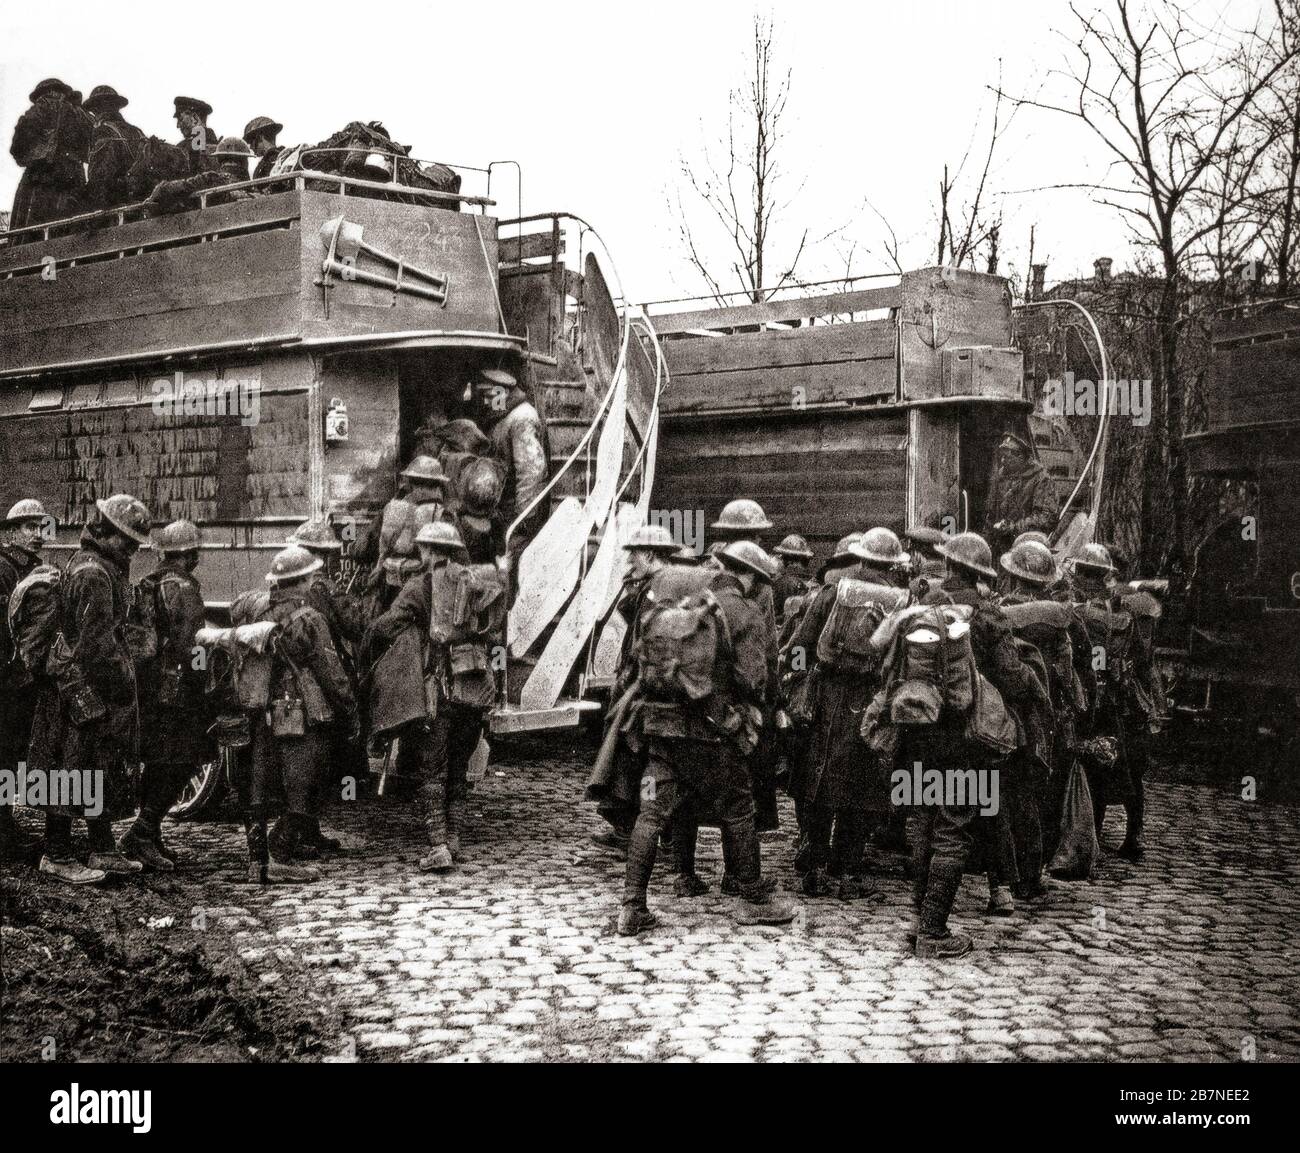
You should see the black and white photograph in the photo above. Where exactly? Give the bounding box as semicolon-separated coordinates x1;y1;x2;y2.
0;0;1296;1120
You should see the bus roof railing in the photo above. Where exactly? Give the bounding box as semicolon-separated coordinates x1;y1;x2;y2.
0;169;496;245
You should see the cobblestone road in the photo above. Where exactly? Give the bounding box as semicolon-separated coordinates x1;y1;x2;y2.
54;738;1300;1062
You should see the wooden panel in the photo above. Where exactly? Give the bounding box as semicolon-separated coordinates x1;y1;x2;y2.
898;267;1012;401
649;284;900;335
0;229;300;329
665;320;896;376
1258;462;1300;610
498;230;564;263
317;353;400;516
908;407;960;529
297;191;500;339
1212;303;1300;346
499;265;561;352
664;357;896;413
652;409;909;554
1205;338;1300;430
0;390;309;526
0;190;302;276
1;295;301;376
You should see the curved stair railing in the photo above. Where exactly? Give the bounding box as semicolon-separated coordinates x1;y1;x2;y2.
500;215;666;714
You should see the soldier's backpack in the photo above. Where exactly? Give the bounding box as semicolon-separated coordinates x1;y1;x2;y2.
6;564;63;682
815;579;907;674
1074;599;1133;693
428;561;507;710
1002;600;1075;705
128;136;190;198
638;591;728;703
123;574;161;661
379;499;452;585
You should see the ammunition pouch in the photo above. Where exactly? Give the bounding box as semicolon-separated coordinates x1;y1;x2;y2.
62;680;107;727
446;642;494;710
268;695;306;738
210;713;252;749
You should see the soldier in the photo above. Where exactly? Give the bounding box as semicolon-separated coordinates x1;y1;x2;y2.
83;85;146;211
772;533;814;622
360;455;459;612
620;539;795;933
9;78;92;233
243;116;284;180
472;368;548;563
247;546;358;876
0;499;52;859
288;517;369;852
707;498;781;832
995;538;1086;897
116;520;211;870
147;136;254;214
787;528;909;897
454;456;508;565
33;495;154;882
905;526;948;600
982;431;1058;559
587;524;684;854
173;95;218;174
419;415;494;482
368;522;503;872
907;531;1049;956
1070;543;1149;860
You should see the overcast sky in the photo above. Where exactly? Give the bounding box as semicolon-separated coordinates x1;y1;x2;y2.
0;0;1274;305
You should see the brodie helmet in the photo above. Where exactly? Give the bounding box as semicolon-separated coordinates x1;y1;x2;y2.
710;498;773;534
851;527;907;567
1000;539;1059;587
936;531;997;579
623;524;679;553
95;494;152;545
718;539;778;582
155;519;201;554
265;545;321;585
774;533;813;560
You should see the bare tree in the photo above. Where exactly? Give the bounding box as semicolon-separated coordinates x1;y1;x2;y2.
673;15;811;303
1012;0;1297;580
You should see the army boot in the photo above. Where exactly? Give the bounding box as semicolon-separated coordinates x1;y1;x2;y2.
617;903;659;936
270;814;318;862
39;857;107;885
916;859;973;959
673;873;709;898
732;876;798;926
986;884;1015;916
246;816;318;885
119;825;175;872
419;781;453;872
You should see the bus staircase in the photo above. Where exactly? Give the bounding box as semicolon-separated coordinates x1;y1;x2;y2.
491;215;667;734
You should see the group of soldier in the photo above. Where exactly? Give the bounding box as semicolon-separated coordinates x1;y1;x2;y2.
594;479;1160;959
0;367;545;886
7;76;287;233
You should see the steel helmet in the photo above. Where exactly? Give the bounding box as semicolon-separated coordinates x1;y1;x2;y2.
415;521;466;551
401;455;450;486
1072;542;1114;575
95;494;152;545
3;498;50;527
460;457;505;520
623;524;679;553
718;539;778;582
155;519;200;554
211;135;253;159
937;531;997;579
242;116;283;145
1000;540;1059;587
905;525;947;551
431;417;492;455
265;545;322;585
290;518;343;553
710;498;773;534
1013;530;1051;549
774;533;813;560
851;527;907;567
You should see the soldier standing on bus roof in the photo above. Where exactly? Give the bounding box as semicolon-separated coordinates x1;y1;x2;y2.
119;520;211;871
289;517;369;853
83;85;146;211
33;495;153;882
982;431;1058;560
250;546;358;874
243;116;284;181
173;95;218;174
0;499;52;860
472;368;547;564
367;522;504;872
9;78;92;232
